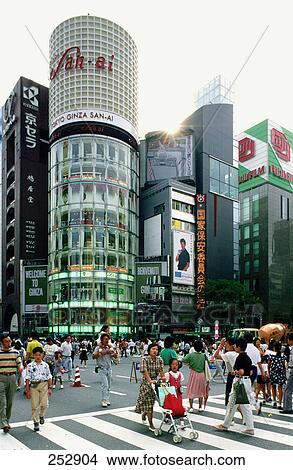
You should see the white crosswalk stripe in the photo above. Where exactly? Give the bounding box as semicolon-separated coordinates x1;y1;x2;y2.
3;395;293;450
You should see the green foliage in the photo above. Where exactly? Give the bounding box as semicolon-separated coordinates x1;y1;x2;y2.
205;279;258;305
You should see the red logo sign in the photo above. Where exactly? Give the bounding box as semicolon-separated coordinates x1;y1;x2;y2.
50;46;114;81
271;128;290;162
239;137;255;162
196;194;206;204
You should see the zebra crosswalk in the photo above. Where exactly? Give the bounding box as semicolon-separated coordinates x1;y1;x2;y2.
1;395;292;450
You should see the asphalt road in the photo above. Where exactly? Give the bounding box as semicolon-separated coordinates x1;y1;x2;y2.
9;355;225;421
1;356;292;450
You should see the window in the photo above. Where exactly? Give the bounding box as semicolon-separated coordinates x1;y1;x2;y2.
252;223;259;238
210;158;219;180
244;261;250;275
96;142;104;158
281;195;289;220
252;194;260;218
253;259;259;272
154;203;165;215
253;241;259;256
242;197;250;222
243;243;250;255
83;142;92;159
243;226;250;240
108;231;116;249
210;157;238;200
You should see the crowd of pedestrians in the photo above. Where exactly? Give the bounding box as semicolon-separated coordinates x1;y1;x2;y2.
0;327;292;439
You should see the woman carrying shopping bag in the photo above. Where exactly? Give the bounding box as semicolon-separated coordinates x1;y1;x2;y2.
215;338;255;436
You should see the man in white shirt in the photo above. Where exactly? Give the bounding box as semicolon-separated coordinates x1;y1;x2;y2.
214;338;238;404
61;335;73;381
245;334;264;384
245;333;263;414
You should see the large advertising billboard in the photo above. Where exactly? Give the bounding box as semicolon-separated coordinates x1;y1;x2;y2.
173;230;194;285
144;214;162;257
23;265;48;314
136;262;162;302
146;133;193;182
238;119;293;193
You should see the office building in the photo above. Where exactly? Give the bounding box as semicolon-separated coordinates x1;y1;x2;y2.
1;77;49;334
138;103;237;335
238;119;293;324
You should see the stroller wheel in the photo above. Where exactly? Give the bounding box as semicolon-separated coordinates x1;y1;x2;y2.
154;429;162;437
189;431;199;440
173;435;183;444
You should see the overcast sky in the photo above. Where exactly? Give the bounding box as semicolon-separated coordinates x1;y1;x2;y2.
1;0;293;138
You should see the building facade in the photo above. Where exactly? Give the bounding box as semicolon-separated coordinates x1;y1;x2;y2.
1;77;49;334
238;119;293;324
48;16;139;337
138;104;237;334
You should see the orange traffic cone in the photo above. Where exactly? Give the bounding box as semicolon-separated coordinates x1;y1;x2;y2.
71;365;84;387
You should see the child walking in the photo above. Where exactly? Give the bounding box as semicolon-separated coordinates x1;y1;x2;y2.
53;351;64;389
25;347;52;432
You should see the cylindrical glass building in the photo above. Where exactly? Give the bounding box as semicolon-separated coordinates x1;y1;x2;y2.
48;16;139;337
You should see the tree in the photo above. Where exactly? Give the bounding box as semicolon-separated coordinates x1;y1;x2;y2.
205;279;258;306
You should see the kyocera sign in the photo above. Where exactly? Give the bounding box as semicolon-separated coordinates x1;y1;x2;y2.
50;46;114;80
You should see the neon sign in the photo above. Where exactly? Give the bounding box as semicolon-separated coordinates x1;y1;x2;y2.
50;46;115;80
196;194;206;310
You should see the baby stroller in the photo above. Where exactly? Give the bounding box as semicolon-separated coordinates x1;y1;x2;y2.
154;381;199;444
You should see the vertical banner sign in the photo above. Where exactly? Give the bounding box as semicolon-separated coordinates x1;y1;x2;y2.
196;194;206;309
20;78;49;259
23;266;48;314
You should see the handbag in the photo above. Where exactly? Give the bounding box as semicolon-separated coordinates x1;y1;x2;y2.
158;385;176;407
163;392;186;417
233;379;249;404
204;357;212;382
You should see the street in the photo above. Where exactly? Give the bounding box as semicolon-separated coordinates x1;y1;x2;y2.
1;356;292;450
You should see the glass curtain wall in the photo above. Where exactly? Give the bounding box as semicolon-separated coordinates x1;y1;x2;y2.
48;135;139;334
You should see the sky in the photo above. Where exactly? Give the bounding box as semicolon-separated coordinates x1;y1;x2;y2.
1;0;293;138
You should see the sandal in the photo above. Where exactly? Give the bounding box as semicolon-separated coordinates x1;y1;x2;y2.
214;424;229;431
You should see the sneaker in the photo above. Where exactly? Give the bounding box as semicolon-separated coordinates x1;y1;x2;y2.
3;426;10;434
40;417;45;425
101;400;108;408
241;429;254;436
60;384;64;389
188;407;194;413
273;402;277;408
52;385;56;389
16;386;20;391
198;408;204;413
70;378;75;382
33;423;40;432
106;401;111;406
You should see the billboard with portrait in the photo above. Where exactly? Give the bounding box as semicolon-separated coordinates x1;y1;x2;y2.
173;230;194;285
146;133;193;182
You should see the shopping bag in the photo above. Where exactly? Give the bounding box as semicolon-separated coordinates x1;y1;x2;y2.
204;359;211;382
234;380;249;404
158;385;176;407
163;392;186;417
